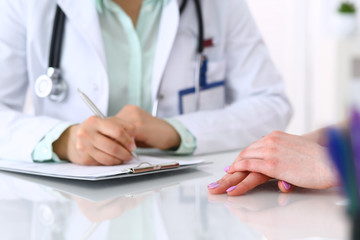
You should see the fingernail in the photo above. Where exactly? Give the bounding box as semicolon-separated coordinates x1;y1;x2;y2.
208;182;220;189
129;143;136;151
282;181;291;190
226;186;237;192
224;166;230;172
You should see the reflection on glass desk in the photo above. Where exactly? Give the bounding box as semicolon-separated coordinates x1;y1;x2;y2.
0;151;351;240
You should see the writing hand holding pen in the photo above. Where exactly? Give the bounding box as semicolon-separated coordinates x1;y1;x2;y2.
52;89;138;166
77;89;139;161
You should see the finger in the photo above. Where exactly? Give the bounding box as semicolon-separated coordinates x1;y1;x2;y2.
226;172;271;196
92;133;133;162
228;159;268;175
208;171;250;194
72;155;100;166
277;180;296;193
97;119;136;152
88;146;125;166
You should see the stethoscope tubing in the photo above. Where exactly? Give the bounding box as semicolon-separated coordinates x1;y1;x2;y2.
49;6;66;69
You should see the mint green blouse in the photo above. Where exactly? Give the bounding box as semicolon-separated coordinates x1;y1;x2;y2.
32;0;196;162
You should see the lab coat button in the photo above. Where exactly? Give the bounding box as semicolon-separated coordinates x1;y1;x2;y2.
158;94;164;100
92;83;99;91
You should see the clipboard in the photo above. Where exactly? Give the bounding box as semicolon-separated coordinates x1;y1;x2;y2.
0;156;208;181
130;161;180;173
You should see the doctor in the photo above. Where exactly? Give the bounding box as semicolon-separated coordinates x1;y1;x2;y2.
0;0;292;165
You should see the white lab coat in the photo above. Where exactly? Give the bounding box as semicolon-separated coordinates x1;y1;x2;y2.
0;0;292;161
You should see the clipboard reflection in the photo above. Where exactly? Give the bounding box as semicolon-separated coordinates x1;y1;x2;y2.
0;166;210;202
0;168;211;240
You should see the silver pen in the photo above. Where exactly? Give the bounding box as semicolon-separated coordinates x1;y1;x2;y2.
77;88;139;161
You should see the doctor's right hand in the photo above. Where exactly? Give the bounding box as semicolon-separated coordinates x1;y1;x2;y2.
53;116;137;166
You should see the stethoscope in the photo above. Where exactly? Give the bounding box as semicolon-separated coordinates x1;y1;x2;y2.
35;6;67;102
35;0;206;116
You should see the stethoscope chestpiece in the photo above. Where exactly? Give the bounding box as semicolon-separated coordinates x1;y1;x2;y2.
35;67;68;102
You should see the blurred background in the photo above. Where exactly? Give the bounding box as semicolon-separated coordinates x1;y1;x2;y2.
247;0;360;134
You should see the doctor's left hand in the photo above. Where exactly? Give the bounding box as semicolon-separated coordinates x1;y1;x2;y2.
116;105;181;150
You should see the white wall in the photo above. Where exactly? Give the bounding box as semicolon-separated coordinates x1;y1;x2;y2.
246;0;311;134
247;0;360;134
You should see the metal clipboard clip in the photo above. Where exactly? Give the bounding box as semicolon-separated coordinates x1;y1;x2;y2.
130;162;180;174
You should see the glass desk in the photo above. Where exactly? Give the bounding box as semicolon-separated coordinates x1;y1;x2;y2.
0;151;350;240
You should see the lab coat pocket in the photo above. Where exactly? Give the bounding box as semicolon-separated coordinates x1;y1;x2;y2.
179;59;227;114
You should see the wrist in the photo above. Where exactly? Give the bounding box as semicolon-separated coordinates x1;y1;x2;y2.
167;128;181;150
162;123;181;150
302;128;327;146
53;125;78;160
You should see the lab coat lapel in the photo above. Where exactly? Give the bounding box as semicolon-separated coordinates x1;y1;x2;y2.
56;0;107;71
152;0;180;100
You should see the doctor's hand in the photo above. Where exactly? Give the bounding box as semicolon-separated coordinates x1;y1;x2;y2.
116;105;181;150
73;194;148;222
209;131;339;196
53;116;137;165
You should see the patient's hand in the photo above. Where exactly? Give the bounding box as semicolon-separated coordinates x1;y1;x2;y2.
208;131;339;196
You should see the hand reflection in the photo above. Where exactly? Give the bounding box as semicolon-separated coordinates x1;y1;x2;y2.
72;194;149;222
208;183;349;240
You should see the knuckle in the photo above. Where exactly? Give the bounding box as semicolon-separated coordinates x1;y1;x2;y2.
239;149;247;158
265;145;278;156
264;135;279;146
113;127;125;139
76;142;85;152
76;128;87;139
123;104;138;113
240;160;251;170
128;123;136;133
271;130;283;136
266;131;284;142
